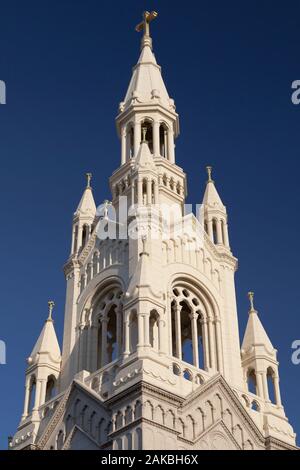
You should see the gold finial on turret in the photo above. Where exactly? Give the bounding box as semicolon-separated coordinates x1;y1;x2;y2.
47;300;55;321
86;172;92;188
206;166;214;184
248;291;255;312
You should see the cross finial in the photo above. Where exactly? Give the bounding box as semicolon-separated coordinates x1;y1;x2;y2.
135;11;158;49
248;291;255;312
142;126;147;143
47;300;55;321
86;172;92;188
206;166;214;184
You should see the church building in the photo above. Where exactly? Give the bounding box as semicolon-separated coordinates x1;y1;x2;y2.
11;12;297;450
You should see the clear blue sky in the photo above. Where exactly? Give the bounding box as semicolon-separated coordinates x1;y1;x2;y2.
0;0;299;449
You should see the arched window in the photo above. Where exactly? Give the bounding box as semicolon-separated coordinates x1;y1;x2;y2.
149;310;159;350
171;285;215;371
247;369;257;395
267;367;276;403
135;428;142;450
180;301;193;365
56;430;64;450
45;376;56;402
142;178;147;205
141;120;153;153
82;224;89;247
124;433;132;450
159;123;168;157
28;376;36;414
129;311;138;354
126;124;134;160
221;220;226;245
212;219;218;244
73;225;78;253
197;314;205;370
107;305;117;363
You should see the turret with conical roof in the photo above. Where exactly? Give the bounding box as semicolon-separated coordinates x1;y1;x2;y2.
202;166;230;248
241;292;282;407
71;173;96;255
21;301;61;421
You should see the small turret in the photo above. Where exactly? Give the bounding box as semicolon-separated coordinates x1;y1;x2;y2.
22;301;61;421
241;292;282;407
71;173;96;255
202;166;230;248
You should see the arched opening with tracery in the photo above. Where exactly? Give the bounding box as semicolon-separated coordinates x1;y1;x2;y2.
78;284;124;373
170;283;221;372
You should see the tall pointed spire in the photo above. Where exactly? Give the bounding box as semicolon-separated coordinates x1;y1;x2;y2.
120;11;176;114
75;173;96;217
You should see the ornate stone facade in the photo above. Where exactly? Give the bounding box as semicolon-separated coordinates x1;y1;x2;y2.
11;12;297;450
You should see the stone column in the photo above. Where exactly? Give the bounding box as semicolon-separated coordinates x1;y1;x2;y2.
116;306;123;358
121;126;126;165
223;221;230;247
33;379;42;410
207;219;213;242
138;178;143;205
256;372;264;398
168;128;175;163
190;313;199;368
137;313;144;348
154;180;159;204
143;313;150;347
40;379;47;407
262;371;270;401
175;304;182;360
123;313;130;358
208;319;216;369
134;122;141;157
274;374;282;406
147;178;152;205
202;319;210;371
22;377;31;419
101;317;108;367
158;319;164;354
153;121;160;156
216;219;223;244
215;319;223;374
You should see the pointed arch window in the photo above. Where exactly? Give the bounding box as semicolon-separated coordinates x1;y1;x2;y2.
141;120;153;153
267;367;276;403
247;368;257;395
159;123;168;157
27;376;36;414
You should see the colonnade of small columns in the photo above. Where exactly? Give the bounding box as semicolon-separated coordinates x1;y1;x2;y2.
205;216;230;247
171;301;223;373
245;367;282;407
120;119;175;164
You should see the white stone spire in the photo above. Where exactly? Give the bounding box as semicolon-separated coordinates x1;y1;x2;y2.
74;172;96;217
120;11;175;114
28;301;61;366
241;292;275;356
202;166;225;210
202;166;230;247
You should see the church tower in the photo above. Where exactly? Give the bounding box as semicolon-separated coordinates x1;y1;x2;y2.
11;12;297;450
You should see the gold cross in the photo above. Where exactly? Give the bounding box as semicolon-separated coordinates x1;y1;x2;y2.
135;11;158;37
